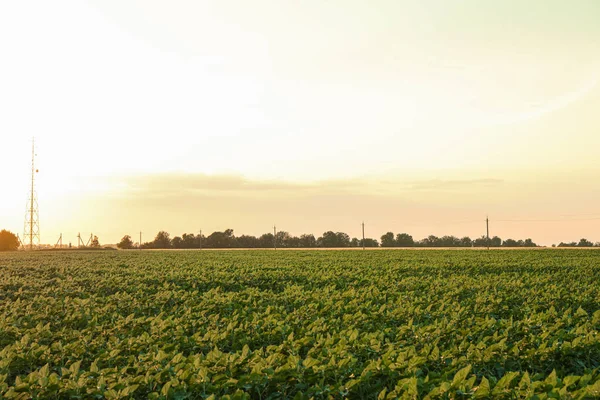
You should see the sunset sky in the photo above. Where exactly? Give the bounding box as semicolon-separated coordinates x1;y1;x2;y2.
1;0;600;246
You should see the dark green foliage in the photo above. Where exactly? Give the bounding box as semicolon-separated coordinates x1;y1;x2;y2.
0;230;19;252
117;235;134;250
1;250;600;398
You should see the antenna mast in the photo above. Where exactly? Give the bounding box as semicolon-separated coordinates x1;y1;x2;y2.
23;138;40;250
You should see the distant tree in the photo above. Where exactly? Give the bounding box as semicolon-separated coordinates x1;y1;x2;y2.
205;229;236;248
258;233;274;248
558;242;577;247
299;234;316;248
503;238;536;247
236;234;260;248
317;231;350;247
181;233;197;248
578;238;594;247
380;232;396;247
418;235;441;247
439;235;462;247
490;236;502;247
395;233;414;247
195;234;206;248
350;238;360;247
460;236;473;247
153;231;172;249
473;236;489;247
317;231;336;247
360;238;379;247
286;235;302;248
117;235;134;249
90;235;100;248
336;232;351;247
171;236;183;249
276;231;293;248
0;230;19;252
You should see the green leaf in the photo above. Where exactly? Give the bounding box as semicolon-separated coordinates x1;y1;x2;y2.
303;357;319;368
39;364;49;378
451;365;472;388
345;379;360;390
161;381;172;397
242;344;250;358
575;307;588;317
563;375;580;388
121;385;139;396
492;372;519;395
519;371;531;389
586;380;600;397
473;377;490;398
90;361;99;373
545;370;559;387
69;361;81;376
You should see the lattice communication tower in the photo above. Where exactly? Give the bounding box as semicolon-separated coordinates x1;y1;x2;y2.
23;139;40;250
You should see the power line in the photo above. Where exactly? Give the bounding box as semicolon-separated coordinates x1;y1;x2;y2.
496;217;600;222
394;215;600;227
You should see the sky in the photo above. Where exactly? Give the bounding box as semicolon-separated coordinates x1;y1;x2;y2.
1;0;600;246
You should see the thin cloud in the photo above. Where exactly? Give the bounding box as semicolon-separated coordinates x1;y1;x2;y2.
96;174;506;200
408;178;504;191
491;74;599;126
105;174;368;198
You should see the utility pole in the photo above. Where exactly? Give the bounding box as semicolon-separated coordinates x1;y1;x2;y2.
199;229;202;250
139;231;142;250
273;225;277;250
362;221;365;250
77;233;82;248
486;216;490;250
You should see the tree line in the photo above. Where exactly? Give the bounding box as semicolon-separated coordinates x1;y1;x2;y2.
379;232;539;248
116;229;599;249
118;230;378;249
556;238;598;247
1;228;598;252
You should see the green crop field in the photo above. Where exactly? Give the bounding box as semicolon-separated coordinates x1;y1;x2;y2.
1;250;599;399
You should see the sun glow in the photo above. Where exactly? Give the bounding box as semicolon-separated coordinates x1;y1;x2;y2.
1;1;600;245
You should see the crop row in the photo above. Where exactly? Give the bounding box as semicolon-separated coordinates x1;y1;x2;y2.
0;250;599;398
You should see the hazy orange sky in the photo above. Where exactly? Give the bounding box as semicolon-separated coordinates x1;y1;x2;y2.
1;1;600;246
